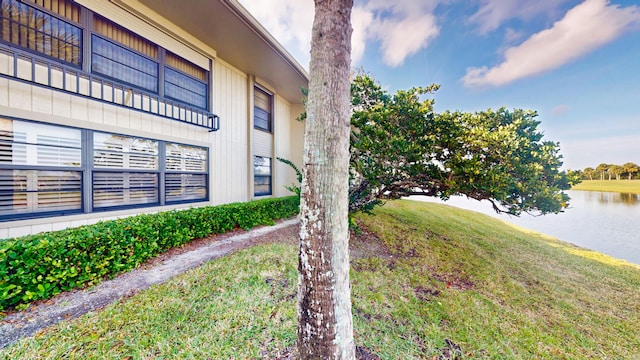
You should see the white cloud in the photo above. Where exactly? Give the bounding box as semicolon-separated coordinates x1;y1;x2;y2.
238;0;314;67
351;6;374;65
239;0;440;69
371;12;438;67
463;0;640;88
469;0;573;34
357;1;440;67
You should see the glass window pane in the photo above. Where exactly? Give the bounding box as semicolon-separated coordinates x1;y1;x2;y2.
93;172;158;208
254;156;271;176
165;143;207;172
91;35;158;92
254;107;270;131
254;156;272;196
0;118;81;167
0;0;81;65
254;87;272;131
254;177;271;196
0;169;81;216
164;67;207;109
93;132;158;170
165;173;207;202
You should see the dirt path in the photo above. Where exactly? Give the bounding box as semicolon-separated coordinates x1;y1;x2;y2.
0;219;299;349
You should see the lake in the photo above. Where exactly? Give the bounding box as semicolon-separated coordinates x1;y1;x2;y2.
411;190;640;265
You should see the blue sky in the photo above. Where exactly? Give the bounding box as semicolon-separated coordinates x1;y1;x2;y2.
239;0;640;170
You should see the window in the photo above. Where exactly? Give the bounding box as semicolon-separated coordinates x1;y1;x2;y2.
254;156;271;196
91;35;159;93
165;143;207;203
0;0;82;65
0;118;82;218
92;132;159;209
254;87;272;132
0;119;209;221
92;15;157;59
165;51;208;110
0;1;213;116
165;67;207;110
93;172;158;208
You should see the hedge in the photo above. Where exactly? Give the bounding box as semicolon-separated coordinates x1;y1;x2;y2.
0;196;300;312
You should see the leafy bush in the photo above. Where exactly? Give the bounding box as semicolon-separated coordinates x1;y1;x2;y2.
0;196;299;311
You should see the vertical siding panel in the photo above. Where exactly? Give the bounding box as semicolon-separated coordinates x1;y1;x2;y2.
129;111;142;130
220;66;229;203
210;61;249;204
211;61;221;204
51;92;71;117
211;62;220;204
116;106;130;128
234;70;243;201
0;78;8;107
9;82;32;110
103;103;118;127
274;96;292;197
87;102;103;124
31;87;52;114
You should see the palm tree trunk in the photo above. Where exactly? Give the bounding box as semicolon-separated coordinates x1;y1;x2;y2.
296;0;355;358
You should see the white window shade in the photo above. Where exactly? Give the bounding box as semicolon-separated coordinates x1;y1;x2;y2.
93;132;158;170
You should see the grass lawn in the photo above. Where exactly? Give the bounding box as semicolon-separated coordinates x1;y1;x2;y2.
572;180;640;194
2;200;639;359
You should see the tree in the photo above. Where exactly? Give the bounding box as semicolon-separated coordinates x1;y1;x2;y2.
596;163;609;181
609;165;624;181
567;170;583;185
349;74;572;216
583;167;595;180
623;162;639;180
296;0;355;359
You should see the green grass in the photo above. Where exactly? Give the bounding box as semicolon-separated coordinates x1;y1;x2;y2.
2;200;639;359
572;179;640;194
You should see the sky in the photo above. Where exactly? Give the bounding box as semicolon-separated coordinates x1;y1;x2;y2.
238;0;640;170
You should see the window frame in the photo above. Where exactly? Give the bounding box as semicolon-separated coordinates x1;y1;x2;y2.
91;131;161;211
164;65;208;110
0;0;83;67
164;142;209;204
90;33;160;94
0;0;212;111
253;155;272;197
0;117;210;221
254;86;273;133
0;118;84;220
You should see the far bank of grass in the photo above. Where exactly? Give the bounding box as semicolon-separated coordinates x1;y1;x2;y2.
572;179;640;194
2;200;639;359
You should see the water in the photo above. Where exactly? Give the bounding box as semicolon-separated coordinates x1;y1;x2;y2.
411;190;640;265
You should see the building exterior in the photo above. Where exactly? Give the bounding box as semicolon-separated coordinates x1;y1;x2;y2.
0;0;308;238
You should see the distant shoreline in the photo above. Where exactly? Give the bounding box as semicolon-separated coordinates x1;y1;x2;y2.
571;180;640;194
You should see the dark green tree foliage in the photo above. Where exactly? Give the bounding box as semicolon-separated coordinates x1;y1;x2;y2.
349;74;571;216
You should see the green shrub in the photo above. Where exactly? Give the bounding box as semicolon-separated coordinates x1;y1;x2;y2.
0;196;299;312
